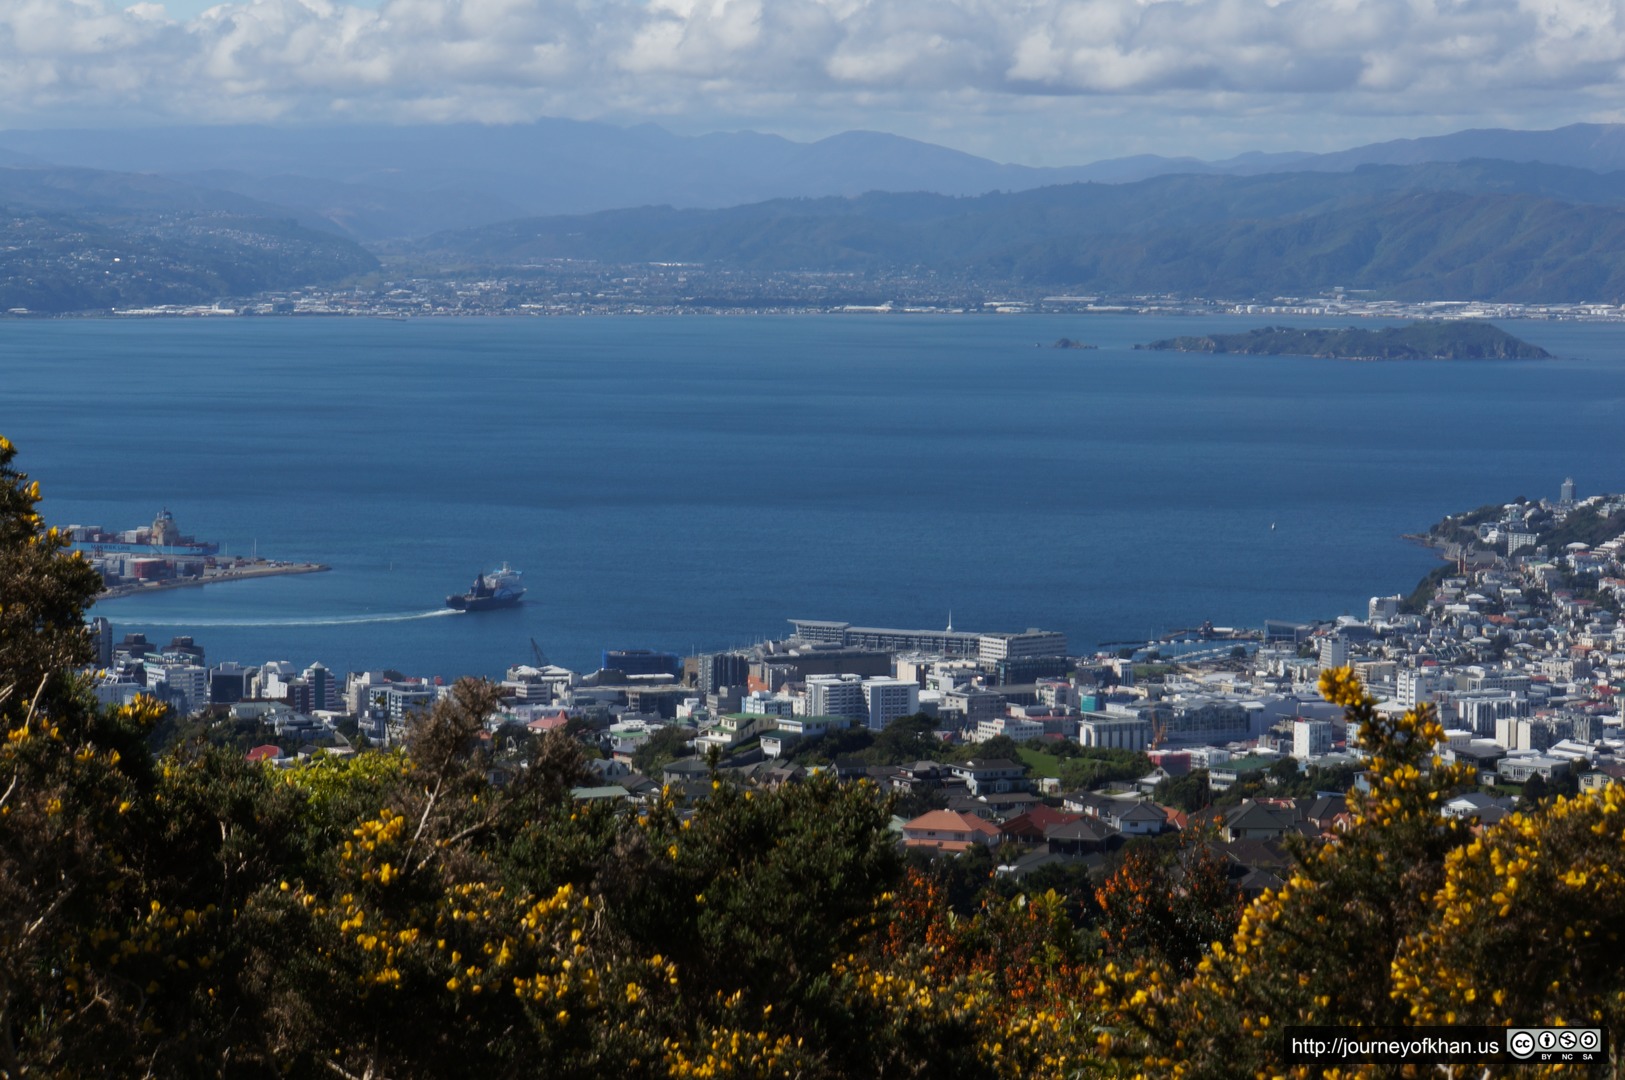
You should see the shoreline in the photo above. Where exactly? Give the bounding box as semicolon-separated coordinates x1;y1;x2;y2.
95;561;330;602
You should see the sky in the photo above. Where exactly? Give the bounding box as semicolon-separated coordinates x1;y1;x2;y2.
3;0;1625;165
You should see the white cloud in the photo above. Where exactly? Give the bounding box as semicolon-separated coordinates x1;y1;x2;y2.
3;0;1625;153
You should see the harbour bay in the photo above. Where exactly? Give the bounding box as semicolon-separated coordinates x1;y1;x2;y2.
3;313;1618;678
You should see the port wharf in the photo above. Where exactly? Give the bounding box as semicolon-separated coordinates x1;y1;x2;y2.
96;559;329;601
68;509;329;601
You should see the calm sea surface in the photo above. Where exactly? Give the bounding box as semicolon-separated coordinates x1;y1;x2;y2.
3;314;1620;678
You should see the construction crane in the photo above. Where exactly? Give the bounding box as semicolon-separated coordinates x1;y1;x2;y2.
530;638;550;667
1148;716;1168;752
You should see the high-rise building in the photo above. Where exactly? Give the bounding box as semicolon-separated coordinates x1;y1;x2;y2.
861;677;919;731
1292;719;1333;759
1398;668;1445;709
209;662;251;705
805;673;866;722
1318;636;1349;672
88;617;112;667
149;663;208;717
302;662;335;712
689;652;750;695
1561;476;1576;504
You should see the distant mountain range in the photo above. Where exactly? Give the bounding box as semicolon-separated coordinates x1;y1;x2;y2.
395;161;1625;302
6;120;1625;239
7;120;1625;309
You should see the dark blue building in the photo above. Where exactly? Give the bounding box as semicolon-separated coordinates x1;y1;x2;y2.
601;649;683;678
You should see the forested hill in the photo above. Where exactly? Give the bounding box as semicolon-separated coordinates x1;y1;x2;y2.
399;162;1625;302
1141;320;1553;360
0;210;378;313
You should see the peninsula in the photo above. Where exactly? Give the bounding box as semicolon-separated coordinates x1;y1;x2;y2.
96;559;330;601
1138;319;1551;360
67;510;330;600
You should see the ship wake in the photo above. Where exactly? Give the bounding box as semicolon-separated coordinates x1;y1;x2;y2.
122;609;464;628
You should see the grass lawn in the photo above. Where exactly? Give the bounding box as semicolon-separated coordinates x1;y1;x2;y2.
1017;746;1066;779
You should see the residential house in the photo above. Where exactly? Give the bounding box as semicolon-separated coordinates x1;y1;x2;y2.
901;810;1002;853
948;759;1028;796
999;805;1081;845
1221;801;1295;843
1044;817;1122;856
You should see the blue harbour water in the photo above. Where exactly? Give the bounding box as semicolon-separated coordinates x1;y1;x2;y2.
3;314;1620;678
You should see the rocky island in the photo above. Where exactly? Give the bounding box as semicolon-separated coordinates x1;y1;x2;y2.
1138;319;1551;360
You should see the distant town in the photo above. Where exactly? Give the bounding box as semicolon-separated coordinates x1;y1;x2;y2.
10;263;1625;322
80;478;1625;888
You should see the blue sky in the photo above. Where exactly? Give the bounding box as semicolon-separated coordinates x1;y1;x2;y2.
2;0;1622;165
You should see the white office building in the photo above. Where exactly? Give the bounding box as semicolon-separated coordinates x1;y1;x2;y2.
1368;595;1402;622
1077;712;1151;751
805;673;867;722
974;716;1043;743
1292;719;1333;760
1318;636;1349;672
861;677;919;731
739;690;797;718
977;629;1069;663
1397;668;1446;710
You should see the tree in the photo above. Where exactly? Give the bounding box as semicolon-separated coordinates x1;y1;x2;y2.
1153;768;1212;812
1059;748;1151;792
867;712;940;764
1099;666;1480;1076
0;435;103;727
1521;772;1549;808
1267;756;1299;784
1095;842;1241;975
629;723;693;775
957;734;1023;762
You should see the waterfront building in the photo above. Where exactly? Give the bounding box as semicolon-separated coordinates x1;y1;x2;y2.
1368;595;1402;622
978;629;1069;664
789;619;982;657
603;649;682;678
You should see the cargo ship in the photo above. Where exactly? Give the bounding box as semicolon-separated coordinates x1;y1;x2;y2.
67;508;220;557
446;564;526;611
